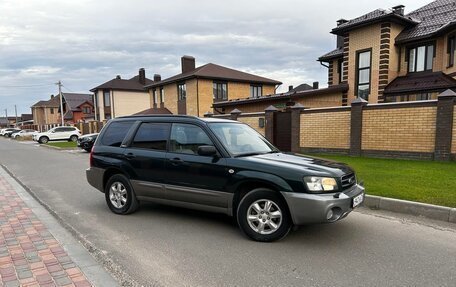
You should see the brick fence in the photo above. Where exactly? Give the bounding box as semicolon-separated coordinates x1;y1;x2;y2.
209;89;456;161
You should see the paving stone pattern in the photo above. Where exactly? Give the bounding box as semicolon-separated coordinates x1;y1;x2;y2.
0;175;92;287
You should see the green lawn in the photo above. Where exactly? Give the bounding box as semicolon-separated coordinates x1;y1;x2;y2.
45;141;78;148
313;154;456;208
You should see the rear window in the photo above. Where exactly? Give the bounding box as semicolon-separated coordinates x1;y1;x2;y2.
101;121;134;147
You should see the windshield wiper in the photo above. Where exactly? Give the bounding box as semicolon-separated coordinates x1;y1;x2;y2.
234;151;277;158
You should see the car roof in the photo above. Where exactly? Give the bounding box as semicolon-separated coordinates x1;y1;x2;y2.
114;115;237;124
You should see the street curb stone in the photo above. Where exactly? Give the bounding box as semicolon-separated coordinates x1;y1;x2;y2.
364;195;454;223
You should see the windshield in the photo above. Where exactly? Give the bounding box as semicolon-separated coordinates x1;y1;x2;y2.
208;122;277;157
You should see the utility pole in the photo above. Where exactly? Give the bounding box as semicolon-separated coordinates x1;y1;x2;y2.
56;81;64;126
4;108;8;127
14;105;18;127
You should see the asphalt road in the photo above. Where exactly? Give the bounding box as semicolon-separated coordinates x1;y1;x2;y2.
1;138;456;287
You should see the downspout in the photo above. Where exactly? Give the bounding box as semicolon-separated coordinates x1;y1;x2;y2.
319;61;329;68
111;90;115;118
274;84;281;93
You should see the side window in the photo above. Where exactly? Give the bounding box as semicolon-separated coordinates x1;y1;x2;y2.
54;128;64;133
169;124;213;155
101;121;134;147
131;123;170;151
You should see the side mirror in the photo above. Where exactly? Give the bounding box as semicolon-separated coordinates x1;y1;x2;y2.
197;145;217;156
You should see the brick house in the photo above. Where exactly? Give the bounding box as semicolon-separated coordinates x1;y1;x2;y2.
318;0;456;104
60;93;94;124
144;56;282;117
31;95;61;125
90;68;153;120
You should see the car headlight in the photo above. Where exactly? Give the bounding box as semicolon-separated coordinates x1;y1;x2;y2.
303;176;339;192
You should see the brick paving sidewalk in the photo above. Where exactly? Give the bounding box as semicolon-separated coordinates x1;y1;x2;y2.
0;174;92;287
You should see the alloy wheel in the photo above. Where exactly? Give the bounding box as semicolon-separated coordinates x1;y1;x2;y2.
247;199;282;235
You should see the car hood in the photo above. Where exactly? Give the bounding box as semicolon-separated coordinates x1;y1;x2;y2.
80;133;98;139
240;152;353;177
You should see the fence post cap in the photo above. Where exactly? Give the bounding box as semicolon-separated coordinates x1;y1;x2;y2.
203;112;214;117
265;105;279;112
438;89;456;99
291;103;305;110
351;97;368;106
230;108;242;115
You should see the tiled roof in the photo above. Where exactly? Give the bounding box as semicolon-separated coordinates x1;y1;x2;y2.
318;47;344;61
20;114;33;121
134;107;172;115
146;63;282;88
331;9;417;35
62;93;93;112
90;75;153;92
383;71;456;95
213;84;348;107
396;0;456;43
31;96;61;108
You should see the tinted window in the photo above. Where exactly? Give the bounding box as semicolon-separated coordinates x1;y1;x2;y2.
101;121;134;147
54;128;64;133
131;123;170;151
62;127;75;132
169;124;213;155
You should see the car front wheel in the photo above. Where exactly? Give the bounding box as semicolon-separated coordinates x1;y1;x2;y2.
105;174;139;215
237;188;292;242
38;136;49;144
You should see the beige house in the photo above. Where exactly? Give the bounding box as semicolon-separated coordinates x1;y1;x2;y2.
319;0;456;104
90;68;155;120
145;56;282;116
31;95;61;125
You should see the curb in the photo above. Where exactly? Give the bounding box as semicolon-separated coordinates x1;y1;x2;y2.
364;194;456;223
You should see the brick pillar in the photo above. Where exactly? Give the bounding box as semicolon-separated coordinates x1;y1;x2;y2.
349;98;368;156
434;89;456;161
291;103;305;153
230;109;242;120
265;105;278;142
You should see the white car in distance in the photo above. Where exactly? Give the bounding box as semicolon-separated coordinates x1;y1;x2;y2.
13;129;38;139
33;126;81;144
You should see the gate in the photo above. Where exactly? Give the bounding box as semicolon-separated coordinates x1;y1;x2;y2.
273;111;291;152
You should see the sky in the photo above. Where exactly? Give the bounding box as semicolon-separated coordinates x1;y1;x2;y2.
0;0;431;116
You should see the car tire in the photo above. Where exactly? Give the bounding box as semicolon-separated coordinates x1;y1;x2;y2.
38;136;49;144
105;174;139;215
70;135;78;142
84;148;92;152
236;188;292;242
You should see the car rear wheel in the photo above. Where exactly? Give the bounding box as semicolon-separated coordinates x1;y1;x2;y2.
105;174;139;215
237;188;292;242
70;135;78;142
38;136;49;144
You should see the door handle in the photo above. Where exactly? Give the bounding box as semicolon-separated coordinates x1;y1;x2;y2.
124;153;136;160
169;157;184;165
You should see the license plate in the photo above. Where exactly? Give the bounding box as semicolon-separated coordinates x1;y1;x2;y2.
352;193;364;208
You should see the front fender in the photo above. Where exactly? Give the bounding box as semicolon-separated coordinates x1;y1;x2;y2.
228;170;293;193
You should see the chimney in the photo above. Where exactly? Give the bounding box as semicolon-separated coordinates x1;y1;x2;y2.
288;85;294;91
336;19;348;48
138;68;146;85
116;75;121;79
181;55;196;73
50;94;54;99
313;82;319;89
392;5;405;16
153;74;161;82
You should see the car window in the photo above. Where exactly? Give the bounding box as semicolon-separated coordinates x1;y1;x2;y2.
169;123;213;155
101;121;134;147
131;123;170;151
54;128;64;133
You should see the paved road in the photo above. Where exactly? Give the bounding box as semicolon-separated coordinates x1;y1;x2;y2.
1;138;456;287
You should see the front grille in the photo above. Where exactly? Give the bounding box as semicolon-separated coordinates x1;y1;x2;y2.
341;173;356;189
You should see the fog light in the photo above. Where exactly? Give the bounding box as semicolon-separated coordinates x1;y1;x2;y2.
326;209;334;220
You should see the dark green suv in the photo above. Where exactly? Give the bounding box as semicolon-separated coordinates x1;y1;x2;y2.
86;115;364;241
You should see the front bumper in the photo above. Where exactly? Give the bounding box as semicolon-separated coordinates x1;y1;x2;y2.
86;167;105;193
281;184;365;225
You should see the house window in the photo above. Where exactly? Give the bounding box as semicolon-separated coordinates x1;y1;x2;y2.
160;87;165;103
408;44;434;72
250;85;262;98
83;107;92;114
50;108;54;114
213;82;227;100
356;50;371;100
416;93;431;101
338;59;344;83
103;90;111;107
153;89;158;105
177;83;186;100
448;36;455;67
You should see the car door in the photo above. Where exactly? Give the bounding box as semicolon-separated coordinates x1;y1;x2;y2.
164;123;230;209
122;122;170;200
49;127;64;140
